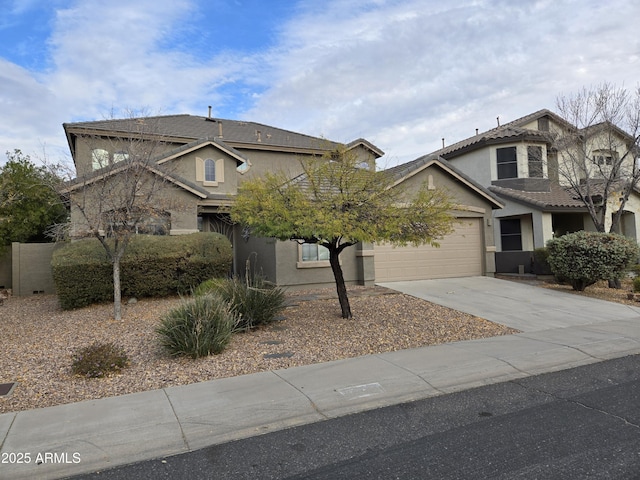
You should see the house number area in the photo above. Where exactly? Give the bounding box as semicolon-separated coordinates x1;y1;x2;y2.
1;452;81;464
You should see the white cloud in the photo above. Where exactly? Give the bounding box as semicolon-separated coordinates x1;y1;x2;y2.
0;58;64;160
0;0;256;162
47;0;226;117
2;0;640;169
244;0;640;165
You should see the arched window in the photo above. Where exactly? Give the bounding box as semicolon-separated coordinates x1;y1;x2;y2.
195;157;224;185
204;158;216;182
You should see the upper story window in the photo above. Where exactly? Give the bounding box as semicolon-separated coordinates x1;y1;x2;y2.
592;150;616;166
113;150;129;163
204;158;216;182
196;157;224;186
527;146;543;178
91;149;109;170
91;148;129;170
497;146;518;179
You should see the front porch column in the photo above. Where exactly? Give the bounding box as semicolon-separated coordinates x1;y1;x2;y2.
532;211;554;249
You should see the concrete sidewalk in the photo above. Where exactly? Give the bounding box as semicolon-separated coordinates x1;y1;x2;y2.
3;276;640;479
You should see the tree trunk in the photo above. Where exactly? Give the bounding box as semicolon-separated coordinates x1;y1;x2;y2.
113;258;122;321
328;247;352;319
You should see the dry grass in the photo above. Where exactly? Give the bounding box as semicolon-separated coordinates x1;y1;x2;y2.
0;286;517;414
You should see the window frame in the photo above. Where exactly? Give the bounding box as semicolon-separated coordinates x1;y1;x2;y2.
296;242;331;268
204;158;216;182
527;145;544;178
500;218;523;251
196;157;224;186
496;146;518;180
113;150;129;163
592;150;616;166
91;148;110;170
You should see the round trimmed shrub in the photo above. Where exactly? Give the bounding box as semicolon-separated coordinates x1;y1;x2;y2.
157;294;238;358
546;231;639;291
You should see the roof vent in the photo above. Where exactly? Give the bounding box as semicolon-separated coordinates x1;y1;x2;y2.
205;106;216;122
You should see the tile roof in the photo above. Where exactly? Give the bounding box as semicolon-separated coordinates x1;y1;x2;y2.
488;184;588;210
388;109;566;177
436;109;559;156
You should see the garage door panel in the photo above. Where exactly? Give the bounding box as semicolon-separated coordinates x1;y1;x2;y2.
374;218;482;282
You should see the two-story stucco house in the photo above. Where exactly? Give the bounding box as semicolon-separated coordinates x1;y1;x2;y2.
396;109;640;274
62;111;503;288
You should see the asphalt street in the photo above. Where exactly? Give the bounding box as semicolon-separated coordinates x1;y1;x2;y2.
68;354;640;480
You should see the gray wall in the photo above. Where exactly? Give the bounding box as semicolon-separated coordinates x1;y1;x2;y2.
234;228;278;282
8;242;59;296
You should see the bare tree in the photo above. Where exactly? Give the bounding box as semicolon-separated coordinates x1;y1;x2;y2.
58;114;183;320
555;83;640;234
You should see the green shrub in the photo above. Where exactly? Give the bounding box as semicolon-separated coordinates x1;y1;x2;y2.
633;276;640;293
157;294;238;358
52;233;232;309
71;342;130;378
195;274;286;330
546;231;639;291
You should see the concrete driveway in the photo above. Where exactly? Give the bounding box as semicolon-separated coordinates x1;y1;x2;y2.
378;276;640;332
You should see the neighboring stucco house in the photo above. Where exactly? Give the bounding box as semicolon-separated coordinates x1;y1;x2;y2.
406;109;640;274
62;112;502;288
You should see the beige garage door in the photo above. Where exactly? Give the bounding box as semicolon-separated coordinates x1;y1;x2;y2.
374;218;483;282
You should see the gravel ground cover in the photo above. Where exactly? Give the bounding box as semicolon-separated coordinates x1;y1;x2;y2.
542;278;639;305
0;285;518;414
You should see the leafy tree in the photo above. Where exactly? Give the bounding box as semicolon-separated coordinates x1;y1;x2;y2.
231;147;455;318
0;149;67;253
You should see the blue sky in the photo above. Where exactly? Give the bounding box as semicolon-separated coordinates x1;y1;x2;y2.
1;0;640;168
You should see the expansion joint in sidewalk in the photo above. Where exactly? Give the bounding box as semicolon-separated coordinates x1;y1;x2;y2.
162;389;191;451
271;371;330;420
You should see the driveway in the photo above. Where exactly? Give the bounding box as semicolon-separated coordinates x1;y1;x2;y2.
378;276;640;332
